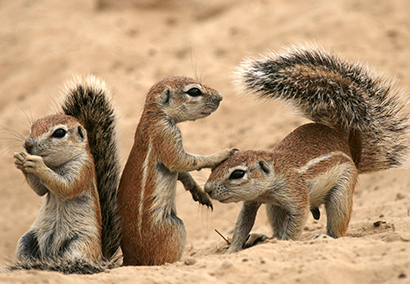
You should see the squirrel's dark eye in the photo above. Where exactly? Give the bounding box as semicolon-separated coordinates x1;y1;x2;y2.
229;170;246;180
52;128;66;138
186;87;202;97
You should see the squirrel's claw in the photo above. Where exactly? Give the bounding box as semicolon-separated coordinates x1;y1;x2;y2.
189;186;213;210
243;233;268;249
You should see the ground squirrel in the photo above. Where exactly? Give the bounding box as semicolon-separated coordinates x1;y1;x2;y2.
204;46;410;253
11;75;121;273
118;76;237;265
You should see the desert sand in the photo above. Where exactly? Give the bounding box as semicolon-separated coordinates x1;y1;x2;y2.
1;0;410;283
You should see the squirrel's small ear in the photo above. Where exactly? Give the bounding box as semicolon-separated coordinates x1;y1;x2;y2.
77;125;86;141
160;89;171;105
258;160;271;174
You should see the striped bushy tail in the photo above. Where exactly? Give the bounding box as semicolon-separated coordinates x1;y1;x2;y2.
8;257;115;275
236;45;410;173
60;75;121;260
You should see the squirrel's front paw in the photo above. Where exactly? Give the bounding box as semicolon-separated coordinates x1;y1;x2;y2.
21;154;47;174
243;233;268;249
189;185;213;210
225;243;242;254
14;152;27;171
212;148;239;167
228;148;239;157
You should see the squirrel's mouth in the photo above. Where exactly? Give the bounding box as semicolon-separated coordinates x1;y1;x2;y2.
216;195;235;203
200;112;213;116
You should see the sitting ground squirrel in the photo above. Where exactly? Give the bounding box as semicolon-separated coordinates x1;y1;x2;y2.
118;76;237;265
11;75;121;273
204;46;410;253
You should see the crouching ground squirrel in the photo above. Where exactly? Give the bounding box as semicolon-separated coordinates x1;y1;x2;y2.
205;46;410;253
11;75;121;273
118;76;237;265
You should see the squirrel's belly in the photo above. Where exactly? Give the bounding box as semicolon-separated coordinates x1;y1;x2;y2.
306;162;355;207
34;192;100;258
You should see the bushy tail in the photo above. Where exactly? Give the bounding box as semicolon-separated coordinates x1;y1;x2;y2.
7;257;116;274
236;45;410;173
59;75;121;260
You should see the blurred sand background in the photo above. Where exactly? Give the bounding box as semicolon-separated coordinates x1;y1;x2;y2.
1;0;410;283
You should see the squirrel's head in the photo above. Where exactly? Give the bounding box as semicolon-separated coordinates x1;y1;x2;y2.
204;150;280;203
25;114;89;168
145;76;223;123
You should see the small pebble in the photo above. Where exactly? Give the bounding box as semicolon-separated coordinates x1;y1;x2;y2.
184;257;196;266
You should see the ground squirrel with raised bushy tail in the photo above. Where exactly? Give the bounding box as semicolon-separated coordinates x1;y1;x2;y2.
118;76;237;265
12;75;121;273
205;46;410;253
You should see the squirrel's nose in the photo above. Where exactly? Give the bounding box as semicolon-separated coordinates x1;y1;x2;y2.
24;137;34;153
215;92;223;102
209;92;223;109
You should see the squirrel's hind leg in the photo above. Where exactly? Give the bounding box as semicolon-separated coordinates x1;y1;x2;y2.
16;230;41;261
324;166;357;238
60;234;103;263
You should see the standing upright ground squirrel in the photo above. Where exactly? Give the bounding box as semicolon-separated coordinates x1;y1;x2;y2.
118;76;236;265
12;75;121;273
205;46;410;253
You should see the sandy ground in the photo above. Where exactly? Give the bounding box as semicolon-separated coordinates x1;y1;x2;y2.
1;0;410;283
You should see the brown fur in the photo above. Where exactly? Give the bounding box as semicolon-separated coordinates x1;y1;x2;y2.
11;75;120;274
206;123;358;253
204;46;410;253
118;76;236;265
14;115;103;262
